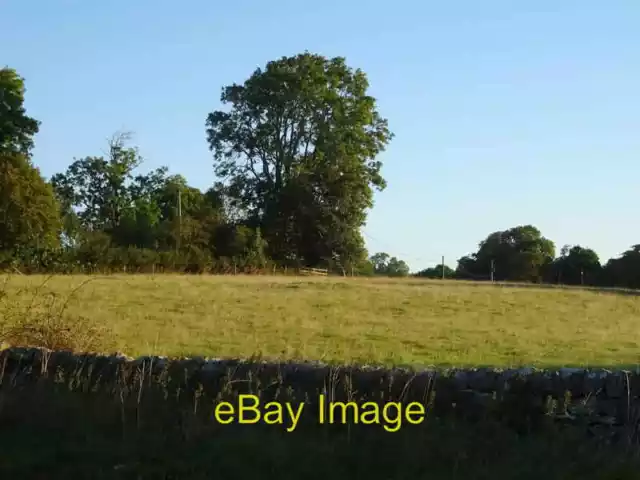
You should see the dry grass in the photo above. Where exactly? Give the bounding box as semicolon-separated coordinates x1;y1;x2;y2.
1;274;640;368
0;275;112;352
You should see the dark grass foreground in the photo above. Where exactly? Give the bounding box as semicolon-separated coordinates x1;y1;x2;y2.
1;385;640;480
1;350;640;478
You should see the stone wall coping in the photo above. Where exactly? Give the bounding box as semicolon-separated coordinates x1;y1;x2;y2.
2;346;638;379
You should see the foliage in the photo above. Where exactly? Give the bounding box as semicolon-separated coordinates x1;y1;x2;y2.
548;245;601;285
601;245;640;289
0;152;62;252
0;67;40;157
415;264;455;279
205;52;393;268
369;252;410;277
51;132;146;235
0;68;61;255
456;225;555;282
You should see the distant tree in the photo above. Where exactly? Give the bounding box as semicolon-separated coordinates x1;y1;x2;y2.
370;252;390;273
0;67;40;157
368;252;410;277
456;225;555;282
75;230;113;267
51;132;145;235
212;223;261;261
455;254;485;280
115;195;162;249
547;244;601;285
601;245;640;289
415;264;455;279
154;175;226;253
205;52;393;268
386;257;410;277
354;258;375;276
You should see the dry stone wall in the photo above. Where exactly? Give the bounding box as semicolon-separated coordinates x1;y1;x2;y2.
1;347;639;441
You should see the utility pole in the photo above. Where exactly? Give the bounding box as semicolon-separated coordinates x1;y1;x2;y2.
490;259;495;282
441;255;445;280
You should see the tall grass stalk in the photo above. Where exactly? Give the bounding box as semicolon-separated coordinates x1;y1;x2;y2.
0;274;112;353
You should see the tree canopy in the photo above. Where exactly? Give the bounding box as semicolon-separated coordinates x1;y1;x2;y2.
549;245;601;285
455;225;555;282
369;252;410;277
0;68;40;157
415;264;455;279
0;152;61;251
205;52;393;271
0;68;60;254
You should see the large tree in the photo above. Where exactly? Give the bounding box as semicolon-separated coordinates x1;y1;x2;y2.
0;152;61;251
205;52;393;267
51;132;145;235
0;68;61;251
0;68;40;157
457;225;555;282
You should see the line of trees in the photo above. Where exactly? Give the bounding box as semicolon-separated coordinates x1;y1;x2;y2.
1;53;393;275
413;225;640;290
2;56;639;289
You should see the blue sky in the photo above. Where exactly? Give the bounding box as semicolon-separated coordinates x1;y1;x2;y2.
2;0;639;271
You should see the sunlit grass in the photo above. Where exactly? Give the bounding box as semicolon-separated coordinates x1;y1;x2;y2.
2;274;640;368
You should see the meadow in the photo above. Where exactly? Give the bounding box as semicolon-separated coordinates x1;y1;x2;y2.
2;273;640;368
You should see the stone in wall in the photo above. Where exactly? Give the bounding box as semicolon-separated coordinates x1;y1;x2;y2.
0;346;639;441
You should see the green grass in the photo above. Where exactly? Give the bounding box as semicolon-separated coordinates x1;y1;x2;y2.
2;274;640;368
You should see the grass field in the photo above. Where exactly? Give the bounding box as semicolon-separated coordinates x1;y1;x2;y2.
2;274;640;368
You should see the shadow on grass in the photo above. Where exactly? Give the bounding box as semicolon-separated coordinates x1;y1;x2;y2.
1;383;639;480
408;277;640;297
1;359;640;480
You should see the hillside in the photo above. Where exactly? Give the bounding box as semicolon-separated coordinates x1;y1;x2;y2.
3;274;639;368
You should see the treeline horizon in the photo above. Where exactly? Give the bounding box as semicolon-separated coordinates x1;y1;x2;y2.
412;225;640;290
2;55;639;289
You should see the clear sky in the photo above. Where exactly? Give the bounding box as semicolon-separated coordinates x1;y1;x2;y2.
2;0;639;271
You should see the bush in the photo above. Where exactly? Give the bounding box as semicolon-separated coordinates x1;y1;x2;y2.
0;275;112;352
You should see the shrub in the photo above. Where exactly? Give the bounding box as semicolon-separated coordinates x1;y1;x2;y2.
0;275;112;352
